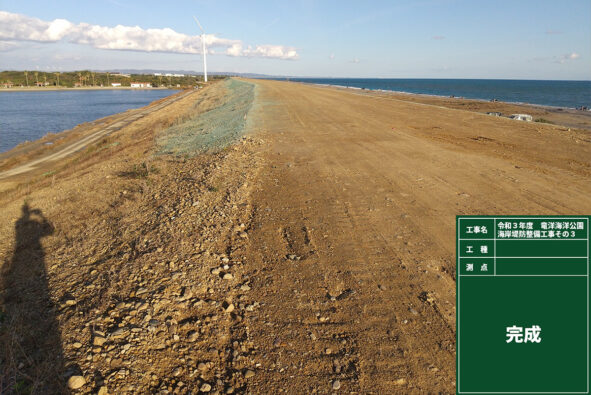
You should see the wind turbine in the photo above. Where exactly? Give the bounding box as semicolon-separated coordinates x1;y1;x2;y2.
193;16;208;82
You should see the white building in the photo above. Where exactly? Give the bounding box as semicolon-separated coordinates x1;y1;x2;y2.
111;82;121;87
130;82;152;88
509;114;533;122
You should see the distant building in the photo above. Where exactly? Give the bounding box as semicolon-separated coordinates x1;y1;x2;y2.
154;73;162;76
509;114;533;122
111;82;122;87
486;112;502;116
130;82;152;88
3;81;14;88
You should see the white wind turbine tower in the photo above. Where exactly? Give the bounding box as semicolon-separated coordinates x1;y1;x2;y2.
193;16;208;82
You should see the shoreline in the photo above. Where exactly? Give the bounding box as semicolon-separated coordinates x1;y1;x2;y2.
0;80;591;158
2;78;590;159
277;80;590;111
278;80;591;131
0;86;183;92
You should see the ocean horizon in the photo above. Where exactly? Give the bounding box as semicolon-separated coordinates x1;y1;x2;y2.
271;78;591;110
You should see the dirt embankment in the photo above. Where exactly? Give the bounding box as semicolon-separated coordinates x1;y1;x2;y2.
0;77;589;394
0;80;264;394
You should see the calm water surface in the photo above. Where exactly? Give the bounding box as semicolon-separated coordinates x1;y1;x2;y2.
0;89;176;153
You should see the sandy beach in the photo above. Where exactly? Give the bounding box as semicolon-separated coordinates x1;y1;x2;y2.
0;78;589;393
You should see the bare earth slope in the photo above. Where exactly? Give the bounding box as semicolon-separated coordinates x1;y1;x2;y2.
0;82;265;394
239;79;591;393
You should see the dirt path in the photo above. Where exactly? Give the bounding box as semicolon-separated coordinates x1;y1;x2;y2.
238;79;591;393
0;90;193;180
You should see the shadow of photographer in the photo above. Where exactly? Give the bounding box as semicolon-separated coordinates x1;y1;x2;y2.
1;203;65;393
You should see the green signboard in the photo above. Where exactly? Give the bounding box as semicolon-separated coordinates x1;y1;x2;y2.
457;216;590;394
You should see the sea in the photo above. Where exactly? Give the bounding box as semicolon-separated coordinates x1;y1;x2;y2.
274;78;591;110
0;89;176;153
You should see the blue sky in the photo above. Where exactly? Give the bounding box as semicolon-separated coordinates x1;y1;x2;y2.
0;0;589;79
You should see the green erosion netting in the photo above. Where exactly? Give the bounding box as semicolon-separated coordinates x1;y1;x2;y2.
157;79;255;156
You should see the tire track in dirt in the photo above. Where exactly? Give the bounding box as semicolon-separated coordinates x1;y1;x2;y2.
239;78;590;393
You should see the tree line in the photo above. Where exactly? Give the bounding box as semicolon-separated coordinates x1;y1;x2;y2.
0;70;220;88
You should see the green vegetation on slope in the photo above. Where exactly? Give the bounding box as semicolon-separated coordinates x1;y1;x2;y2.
158;79;255;156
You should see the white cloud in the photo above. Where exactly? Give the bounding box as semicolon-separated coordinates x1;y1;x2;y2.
329;53;335;60
222;43;298;60
555;52;580;64
0;11;298;60
226;43;243;57
350;58;360;63
239;44;298;60
531;52;581;64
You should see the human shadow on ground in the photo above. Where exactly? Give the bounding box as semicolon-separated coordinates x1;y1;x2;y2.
0;203;66;393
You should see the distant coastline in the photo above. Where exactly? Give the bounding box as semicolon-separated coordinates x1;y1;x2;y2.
307;82;588;111
271;78;591;110
1;86;181;92
266;78;591;132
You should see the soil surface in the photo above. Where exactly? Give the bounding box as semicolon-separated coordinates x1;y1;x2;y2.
317;83;591;131
237;79;590;393
0;78;590;394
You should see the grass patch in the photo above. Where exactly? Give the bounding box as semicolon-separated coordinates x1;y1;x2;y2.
158;79;255;156
13;380;30;394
